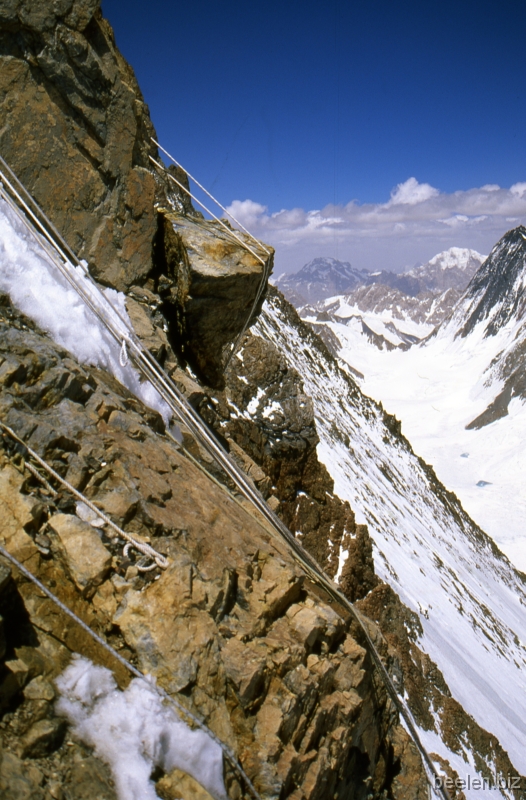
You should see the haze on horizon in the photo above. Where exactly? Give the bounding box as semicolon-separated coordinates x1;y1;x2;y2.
104;0;526;274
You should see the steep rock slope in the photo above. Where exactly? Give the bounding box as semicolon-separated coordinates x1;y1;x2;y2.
0;292;430;800
1;3;523;798
0;0;274;390
254;288;526;785
190;303;523;798
0;0;160;290
449;229;526;339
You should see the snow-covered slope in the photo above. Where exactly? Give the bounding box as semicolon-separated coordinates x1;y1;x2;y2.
324;227;526;570
256;289;526;783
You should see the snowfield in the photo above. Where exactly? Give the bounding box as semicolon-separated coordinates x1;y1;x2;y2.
257;291;526;784
326;310;526;571
319;231;526;573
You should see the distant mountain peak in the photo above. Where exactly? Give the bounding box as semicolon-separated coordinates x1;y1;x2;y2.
277;248;487;307
424;247;486;271
275;257;370;304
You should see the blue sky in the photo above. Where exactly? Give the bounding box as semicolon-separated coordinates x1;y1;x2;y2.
103;0;526;273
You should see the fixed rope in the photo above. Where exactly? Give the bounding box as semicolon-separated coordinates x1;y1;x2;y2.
0;157;450;800
0;543;261;800
0;421;168;571
151;138;271;256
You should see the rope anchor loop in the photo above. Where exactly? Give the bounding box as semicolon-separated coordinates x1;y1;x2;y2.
119;338;129;367
123;542;161;572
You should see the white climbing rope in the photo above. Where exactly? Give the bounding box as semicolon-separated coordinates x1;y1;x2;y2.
23;459;58;497
0;421;169;571
119;337;129;367
0;543;262;800
151;138;271;256
0;156;451;800
149;154;267;267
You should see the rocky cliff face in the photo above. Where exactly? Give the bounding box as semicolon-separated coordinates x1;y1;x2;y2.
195;290;522;795
197;330;378;606
0;0;159;291
0;0;273;388
0;293;427;799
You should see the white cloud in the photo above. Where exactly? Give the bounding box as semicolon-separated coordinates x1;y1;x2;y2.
225;179;526;273
388;177;439;206
227;199;267;228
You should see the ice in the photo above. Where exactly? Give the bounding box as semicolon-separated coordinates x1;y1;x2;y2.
55;655;227;800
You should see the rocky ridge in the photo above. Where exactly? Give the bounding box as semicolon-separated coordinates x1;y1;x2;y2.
191;290;523;797
0;291;428;800
252;288;526;792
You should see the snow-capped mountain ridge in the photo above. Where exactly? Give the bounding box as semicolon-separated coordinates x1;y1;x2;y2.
411;246;485;273
275;256;370;304
278;247;486;309
406;247;486;294
439;227;526;340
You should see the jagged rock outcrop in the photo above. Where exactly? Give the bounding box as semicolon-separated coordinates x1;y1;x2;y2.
197;331;378;605
0;0;274;386
0;293;428;799
0;0;162;291
150;211;274;387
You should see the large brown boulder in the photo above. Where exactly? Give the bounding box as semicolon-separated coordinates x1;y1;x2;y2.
151;210;274;387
